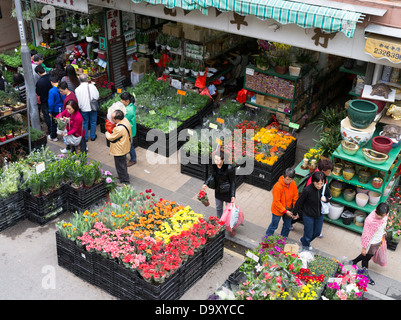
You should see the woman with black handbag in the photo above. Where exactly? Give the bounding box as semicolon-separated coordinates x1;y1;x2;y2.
202;150;236;218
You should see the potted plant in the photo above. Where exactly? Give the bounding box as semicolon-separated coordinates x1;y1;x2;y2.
72;26;80;38
311;106;346;134
256;55;269;71
0;128;5;143
153;52;161;64
84;24;96;42
191;62;200;77
165;60;174;72
199;64;206;76
313;129;342;159
156;33;168;49
172;59;180;73
167;37;180;50
184;61;191;74
273;55;289;74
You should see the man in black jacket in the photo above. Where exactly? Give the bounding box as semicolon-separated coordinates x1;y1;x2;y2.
35;65;53;136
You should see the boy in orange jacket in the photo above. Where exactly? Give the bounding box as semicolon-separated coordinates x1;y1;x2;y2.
265;168;299;238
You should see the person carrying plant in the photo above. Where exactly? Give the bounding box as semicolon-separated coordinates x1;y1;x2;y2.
349;202;389;285
56;99;86;154
265;168;299;238
120;92;137;167
105;109;132;185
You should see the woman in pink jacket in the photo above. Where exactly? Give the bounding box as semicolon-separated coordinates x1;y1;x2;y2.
56;99;86;154
350;202;389;285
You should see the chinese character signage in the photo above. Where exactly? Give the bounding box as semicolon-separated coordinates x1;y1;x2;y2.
365;34;401;64
33;0;88;13
107;9;121;40
99;37;106;50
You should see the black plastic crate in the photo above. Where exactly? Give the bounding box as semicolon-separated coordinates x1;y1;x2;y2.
68;179;107;212
24;184;69;218
25;206;66;225
56;232;76;271
73;246;96;284
135;269;182;300
387;240;399;251
0;193;25;231
0;191;25;232
112;264;139;299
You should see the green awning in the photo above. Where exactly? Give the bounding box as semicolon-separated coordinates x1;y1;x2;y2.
131;0;363;38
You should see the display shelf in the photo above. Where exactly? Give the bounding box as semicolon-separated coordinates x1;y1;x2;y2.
323;215;363;233
294;160;310;178
332;127;401;172
330;173;383;194
244;64;312;129
339;64;366;77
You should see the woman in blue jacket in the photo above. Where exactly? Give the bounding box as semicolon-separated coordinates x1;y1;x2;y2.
48;76;64;141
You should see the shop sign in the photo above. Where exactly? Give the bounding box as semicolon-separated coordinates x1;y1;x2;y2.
99;36;106;50
365;34;401;64
33;0;88;13
106;9;120;40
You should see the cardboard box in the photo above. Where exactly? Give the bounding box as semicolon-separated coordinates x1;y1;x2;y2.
137;57;150;73
265;96;280;103
256;94;265;106
169;24;183;38
97;50;107;60
131;61;145;74
264;98;279;110
162;22;174;35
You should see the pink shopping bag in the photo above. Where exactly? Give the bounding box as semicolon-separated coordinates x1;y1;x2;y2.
219;203;244;232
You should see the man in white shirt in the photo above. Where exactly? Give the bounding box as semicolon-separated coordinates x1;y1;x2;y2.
75;73;99;142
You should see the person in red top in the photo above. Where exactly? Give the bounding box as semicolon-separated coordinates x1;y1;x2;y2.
56;99;86;154
265;168;299;238
58;81;78;111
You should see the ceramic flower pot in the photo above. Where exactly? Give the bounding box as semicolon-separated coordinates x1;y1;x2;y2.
332;163;344;176
372;177;383;189
328;202;344;220
330;181;343;198
341;119;375;147
356;193;369;207
274;65;288;74
383;185;391;196
368;191;381;206
358;169;370;184
343;188;356;202
348;99;378;129
356;187;369;194
342;168;355;181
372;136;393;155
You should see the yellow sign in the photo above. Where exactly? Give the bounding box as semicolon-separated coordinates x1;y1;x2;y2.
216;138;222;145
117;88;122;93
177;89;186;96
216;118;225;124
365;34;401;64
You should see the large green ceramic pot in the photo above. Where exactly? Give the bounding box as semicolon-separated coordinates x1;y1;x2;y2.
348;99;378;129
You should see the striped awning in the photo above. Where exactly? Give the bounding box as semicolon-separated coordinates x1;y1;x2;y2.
131;0;363;38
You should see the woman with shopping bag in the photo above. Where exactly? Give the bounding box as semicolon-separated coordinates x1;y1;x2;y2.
56;100;86;154
350;202;389;285
202;150;236;219
292;171;331;251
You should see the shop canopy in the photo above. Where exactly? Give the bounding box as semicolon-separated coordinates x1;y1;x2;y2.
131;0;364;38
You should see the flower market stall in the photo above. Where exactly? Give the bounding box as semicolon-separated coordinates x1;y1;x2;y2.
56;185;226;300
180;100;297;190
0;147;114;230
98;73;214;157
208;236;368;300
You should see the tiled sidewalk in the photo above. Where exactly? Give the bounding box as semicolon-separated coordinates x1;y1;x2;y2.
47;123;401;299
